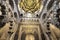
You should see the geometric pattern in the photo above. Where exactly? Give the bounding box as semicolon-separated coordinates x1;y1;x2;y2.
19;0;41;13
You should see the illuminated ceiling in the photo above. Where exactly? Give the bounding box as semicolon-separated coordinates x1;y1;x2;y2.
18;0;42;13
